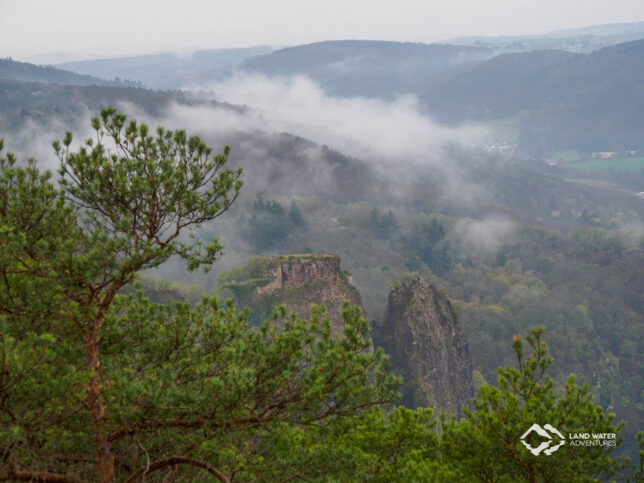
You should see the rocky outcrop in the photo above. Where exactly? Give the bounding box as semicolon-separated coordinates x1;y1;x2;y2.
217;254;363;333
257;255;349;295
383;277;473;416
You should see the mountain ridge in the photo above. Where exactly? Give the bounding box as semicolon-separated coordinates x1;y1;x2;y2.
422;39;644;153
0;58;141;88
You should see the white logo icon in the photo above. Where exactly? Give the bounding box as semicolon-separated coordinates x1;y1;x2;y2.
520;424;566;456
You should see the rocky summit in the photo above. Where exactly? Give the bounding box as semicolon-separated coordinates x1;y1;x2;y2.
383;277;473;416
216;254;364;333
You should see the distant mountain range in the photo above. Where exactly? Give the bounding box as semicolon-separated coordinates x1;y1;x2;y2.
228;38;644;153
56;47;274;89
445;21;644;53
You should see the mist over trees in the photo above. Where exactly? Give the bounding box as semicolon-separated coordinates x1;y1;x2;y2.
1;110;640;481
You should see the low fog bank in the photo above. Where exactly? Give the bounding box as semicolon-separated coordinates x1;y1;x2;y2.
7;72;635;305
1;73;495;209
186;74;487;162
161;74;503;207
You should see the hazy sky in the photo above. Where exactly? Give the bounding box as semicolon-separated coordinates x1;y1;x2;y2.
1;0;643;60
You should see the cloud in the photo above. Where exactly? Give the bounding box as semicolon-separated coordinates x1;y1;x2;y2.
452;215;516;258
179;73;487;166
0;73;493;210
157;73;492;204
0;110;94;173
617;220;644;250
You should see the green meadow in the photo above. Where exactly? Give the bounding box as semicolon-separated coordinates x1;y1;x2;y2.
566;156;644;173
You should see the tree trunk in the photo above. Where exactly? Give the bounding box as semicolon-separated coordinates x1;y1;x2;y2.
85;325;114;482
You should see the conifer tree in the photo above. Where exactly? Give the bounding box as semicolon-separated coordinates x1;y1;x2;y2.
440;328;628;482
0;110;399;481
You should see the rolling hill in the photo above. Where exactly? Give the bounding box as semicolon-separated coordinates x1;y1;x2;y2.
56;47;274;89
0;58;141;87
422;39;644;154
239;40;492;98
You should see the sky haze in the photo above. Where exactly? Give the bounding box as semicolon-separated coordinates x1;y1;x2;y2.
1;0;643;61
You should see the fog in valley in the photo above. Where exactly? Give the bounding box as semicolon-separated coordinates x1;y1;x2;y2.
1;4;643;477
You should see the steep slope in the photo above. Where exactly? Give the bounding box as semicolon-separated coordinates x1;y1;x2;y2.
422;39;644;152
422;49;581;120
0;80;177;133
383;277;473;416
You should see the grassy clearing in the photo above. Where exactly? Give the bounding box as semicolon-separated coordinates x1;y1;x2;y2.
566;156;644;173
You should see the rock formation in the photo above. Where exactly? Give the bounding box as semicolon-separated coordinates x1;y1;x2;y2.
217;254;363;333
383;277;473;416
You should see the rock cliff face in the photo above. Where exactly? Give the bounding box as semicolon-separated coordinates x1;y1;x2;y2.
257;255;348;295
383;277;473;416
217;254;363;333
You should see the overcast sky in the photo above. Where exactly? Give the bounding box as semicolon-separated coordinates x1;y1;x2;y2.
1;0;643;61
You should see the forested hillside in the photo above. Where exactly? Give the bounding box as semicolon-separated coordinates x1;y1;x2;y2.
239;40;492;97
0;58;141;87
0;79;242;135
56;46;274;89
422;39;644;153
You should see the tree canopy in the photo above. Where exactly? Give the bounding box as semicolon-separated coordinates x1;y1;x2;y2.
0;110;639;482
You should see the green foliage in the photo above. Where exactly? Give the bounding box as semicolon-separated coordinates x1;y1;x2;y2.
96;295;399;481
0;143;92;475
254;406;454;482
0;109;242;481
253;190;642;458
242;197;308;252
406;214;455;274
288;199;307;229
224;277;273;300
441;223;644;455
1;114;429;482
636;431;644;481
53;106;243;273
440;328;628;482
120;274;205;304
369;206;399;240
244;193;292;250
216;256;271;284
1;104;642;480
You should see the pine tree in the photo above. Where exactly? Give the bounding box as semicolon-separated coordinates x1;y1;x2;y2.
440;328;628;482
288;199;306;229
0;111;400;481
